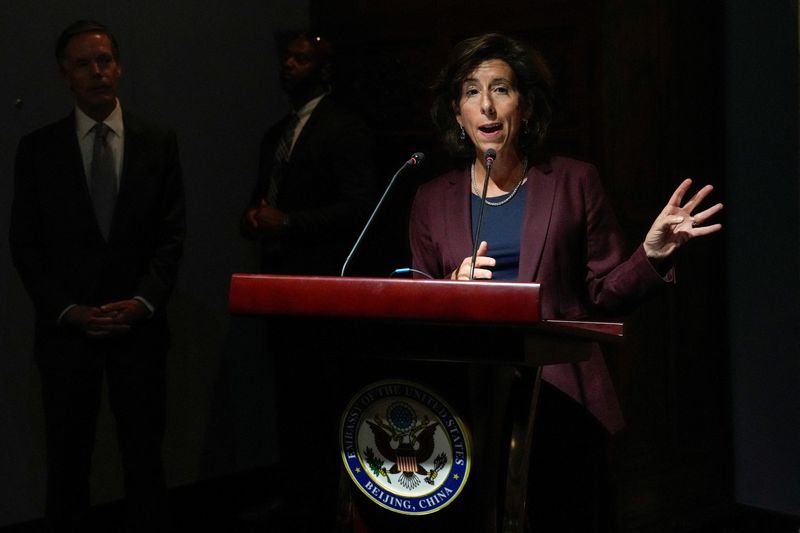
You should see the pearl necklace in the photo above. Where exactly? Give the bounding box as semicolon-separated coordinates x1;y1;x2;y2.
470;158;528;207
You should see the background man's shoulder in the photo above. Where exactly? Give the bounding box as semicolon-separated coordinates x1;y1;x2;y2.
19;114;74;145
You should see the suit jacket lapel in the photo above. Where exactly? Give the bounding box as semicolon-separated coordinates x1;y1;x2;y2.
114;112;145;240
287;96;329;165
119;112;139;196
444;168;474;265
54;114;103;238
518;160;555;282
56;113;91;197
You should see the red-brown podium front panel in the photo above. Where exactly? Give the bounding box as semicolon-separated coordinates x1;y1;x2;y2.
228;274;622;532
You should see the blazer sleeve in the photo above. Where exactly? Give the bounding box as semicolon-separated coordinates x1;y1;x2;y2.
579;165;672;314
133;128;186;311
409;183;445;279
9;134;72;322
240;125;280;240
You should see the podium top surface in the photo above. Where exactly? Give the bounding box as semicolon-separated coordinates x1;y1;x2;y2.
229;274;623;339
230;274;540;324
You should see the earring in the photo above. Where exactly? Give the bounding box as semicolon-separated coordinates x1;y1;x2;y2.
459;126;466;141
522;120;530;135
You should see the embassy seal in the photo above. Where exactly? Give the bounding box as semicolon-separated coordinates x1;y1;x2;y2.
340;380;471;515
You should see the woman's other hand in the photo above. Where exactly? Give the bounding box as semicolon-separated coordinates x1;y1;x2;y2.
644;178;723;260
451;241;496;280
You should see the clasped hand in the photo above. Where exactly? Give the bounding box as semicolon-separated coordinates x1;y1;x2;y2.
64;299;149;338
246;199;287;234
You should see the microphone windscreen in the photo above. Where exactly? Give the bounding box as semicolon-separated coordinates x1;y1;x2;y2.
410;152;425;166
485;149;497;162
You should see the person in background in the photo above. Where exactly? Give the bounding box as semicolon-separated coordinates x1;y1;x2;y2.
241;31;375;275
9;19;185;533
239;31;376;531
409;32;722;531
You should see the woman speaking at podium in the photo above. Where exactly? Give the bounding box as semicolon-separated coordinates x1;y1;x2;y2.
408;33;722;530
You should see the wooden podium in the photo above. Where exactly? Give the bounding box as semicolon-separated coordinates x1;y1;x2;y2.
229;274;622;532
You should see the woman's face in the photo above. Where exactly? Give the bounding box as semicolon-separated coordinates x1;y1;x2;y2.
455;59;528;160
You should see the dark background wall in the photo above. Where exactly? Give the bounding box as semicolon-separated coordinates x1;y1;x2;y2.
725;0;800;516
1;0;797;528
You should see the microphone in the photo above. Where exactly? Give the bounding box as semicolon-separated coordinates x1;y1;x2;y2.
408;152;425;166
468;149;496;280
340;152;425;276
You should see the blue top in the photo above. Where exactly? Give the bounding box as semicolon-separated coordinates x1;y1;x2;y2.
470;181;528;281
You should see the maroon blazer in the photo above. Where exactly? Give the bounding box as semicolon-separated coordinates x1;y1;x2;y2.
409;156;671;432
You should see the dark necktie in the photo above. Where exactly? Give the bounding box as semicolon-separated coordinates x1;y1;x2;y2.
90;122;117;240
267;114;299;206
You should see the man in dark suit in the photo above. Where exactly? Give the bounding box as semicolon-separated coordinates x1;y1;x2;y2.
9;20;185;532
239;32;375;530
241;32;375;275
